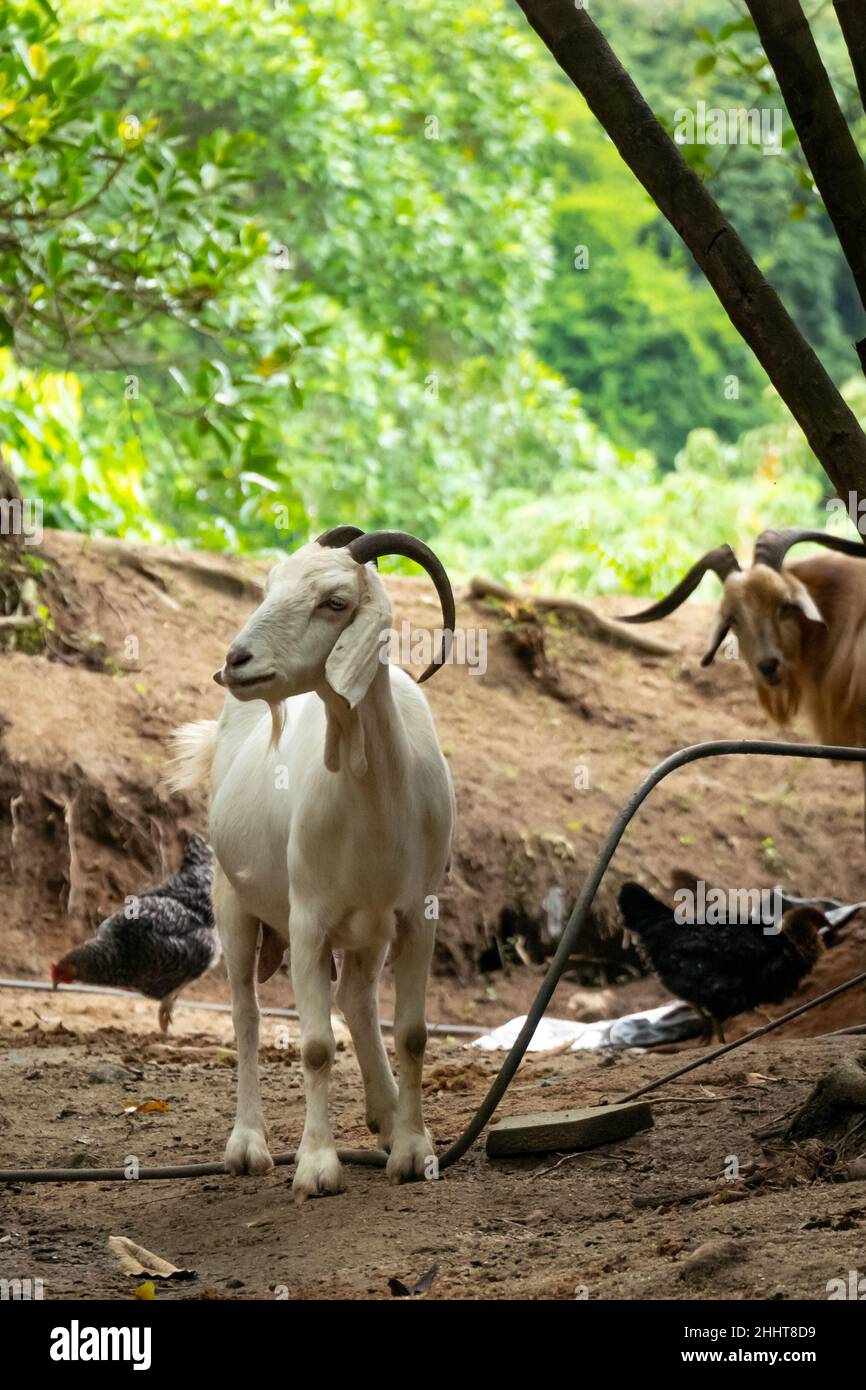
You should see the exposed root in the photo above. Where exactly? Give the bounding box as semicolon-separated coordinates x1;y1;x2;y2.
42;791;85;918
86;536;263;600
502;603;575;703
0;577;39;629
755;1051;866;1160
469;576;678;656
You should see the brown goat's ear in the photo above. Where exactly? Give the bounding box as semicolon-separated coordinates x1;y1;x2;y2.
700;616;730;667
788;583;825;625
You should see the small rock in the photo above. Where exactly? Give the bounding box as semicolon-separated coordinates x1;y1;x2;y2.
679;1238;743;1281
52;1151;100;1169
88;1065;131;1084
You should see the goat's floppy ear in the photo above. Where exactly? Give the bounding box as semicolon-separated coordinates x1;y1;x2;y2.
788;581;825;625
324;567;391;709
700;614;730;666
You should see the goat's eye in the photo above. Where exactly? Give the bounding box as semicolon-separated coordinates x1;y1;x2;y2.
321;595;347;612
779;602;798;618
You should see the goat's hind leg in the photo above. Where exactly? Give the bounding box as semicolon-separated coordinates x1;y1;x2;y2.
215;868;273;1176
291;912;344;1202
387;911;436;1185
336;945;398;1149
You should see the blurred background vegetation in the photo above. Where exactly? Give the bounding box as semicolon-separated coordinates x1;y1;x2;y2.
1;0;864;593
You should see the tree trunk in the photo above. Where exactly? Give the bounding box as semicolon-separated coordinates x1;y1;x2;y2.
834;0;866;116
745;0;866;319
514;0;866;502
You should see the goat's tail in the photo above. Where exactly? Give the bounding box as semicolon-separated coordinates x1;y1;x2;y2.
166;720;219;792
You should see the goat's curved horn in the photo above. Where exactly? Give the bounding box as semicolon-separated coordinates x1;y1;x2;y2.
316;525;367;548
620;545;741;623
346;531;455;683
316;525;378;569
753;526;866;570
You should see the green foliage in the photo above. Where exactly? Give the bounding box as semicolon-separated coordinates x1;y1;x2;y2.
69;0;552;361
0;348;165;535
588;0;866;386
0;0;860;593
432;413;830;596
534;86;772;464
0;0;315;511
32;0;597;547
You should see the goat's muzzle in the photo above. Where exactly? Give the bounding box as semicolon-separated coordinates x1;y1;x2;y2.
757;656;782;686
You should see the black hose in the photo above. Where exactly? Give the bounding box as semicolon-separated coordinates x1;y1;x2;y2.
0;1150;387;1183
2;738;864;1185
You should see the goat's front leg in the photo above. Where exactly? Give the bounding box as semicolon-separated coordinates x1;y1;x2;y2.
387;912;436;1184
215;868;273;1176
336;945;398;1149
291;912;344;1203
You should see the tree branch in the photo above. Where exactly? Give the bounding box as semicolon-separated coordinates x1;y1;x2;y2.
745;0;866;317
834;0;866;115
514;0;866;501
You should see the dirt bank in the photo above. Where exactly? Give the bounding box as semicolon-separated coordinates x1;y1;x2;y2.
0;530;864;1033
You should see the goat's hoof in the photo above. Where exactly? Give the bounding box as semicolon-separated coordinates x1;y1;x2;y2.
386;1130;436;1185
225;1127;274;1177
292;1147;345;1204
366;1112;395;1153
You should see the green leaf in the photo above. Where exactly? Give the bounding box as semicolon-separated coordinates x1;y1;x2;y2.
718;17;756;41
28;42;49;79
45;238;63;279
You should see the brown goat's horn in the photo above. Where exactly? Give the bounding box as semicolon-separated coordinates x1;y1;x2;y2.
346;531;455;683
620;545;741;623
753;526;866;570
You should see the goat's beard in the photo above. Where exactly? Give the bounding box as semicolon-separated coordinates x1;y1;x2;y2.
755;671;800;728
268;701;286;751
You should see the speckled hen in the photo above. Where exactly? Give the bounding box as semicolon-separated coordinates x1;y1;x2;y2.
50;833;219;1031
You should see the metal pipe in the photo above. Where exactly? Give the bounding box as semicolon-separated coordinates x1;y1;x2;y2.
0;978;483;1037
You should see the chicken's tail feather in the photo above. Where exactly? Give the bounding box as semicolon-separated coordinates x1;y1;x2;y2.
166;721;219;792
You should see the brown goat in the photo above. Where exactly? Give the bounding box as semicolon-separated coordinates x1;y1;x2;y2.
623;527;866;749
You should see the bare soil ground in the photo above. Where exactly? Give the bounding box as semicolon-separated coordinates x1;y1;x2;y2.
1;991;865;1301
0;532;864;1299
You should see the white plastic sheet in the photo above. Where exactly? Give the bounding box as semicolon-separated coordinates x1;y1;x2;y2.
469;1001;701;1053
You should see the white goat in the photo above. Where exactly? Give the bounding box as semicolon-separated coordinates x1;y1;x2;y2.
170;527;455;1201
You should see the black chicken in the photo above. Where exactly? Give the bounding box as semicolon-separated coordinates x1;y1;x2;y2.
51;833;219;1032
618;881;824;1042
